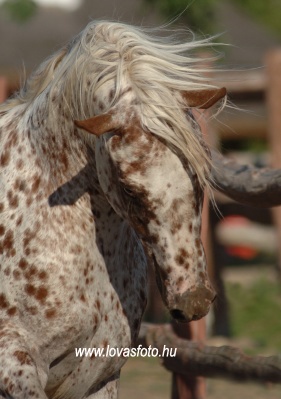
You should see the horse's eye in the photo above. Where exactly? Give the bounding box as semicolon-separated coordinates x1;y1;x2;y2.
124;187;135;197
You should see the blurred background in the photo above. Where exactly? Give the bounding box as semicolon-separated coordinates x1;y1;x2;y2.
1;0;280;75
1;1;281;398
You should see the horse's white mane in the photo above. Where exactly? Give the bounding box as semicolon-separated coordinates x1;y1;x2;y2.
1;20;225;189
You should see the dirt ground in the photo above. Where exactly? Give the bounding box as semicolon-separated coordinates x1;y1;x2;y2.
119;356;281;399
119;265;281;399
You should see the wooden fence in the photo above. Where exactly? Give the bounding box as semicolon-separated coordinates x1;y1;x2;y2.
138;323;281;383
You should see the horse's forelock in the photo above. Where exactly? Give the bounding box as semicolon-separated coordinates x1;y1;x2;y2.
76;21;220;190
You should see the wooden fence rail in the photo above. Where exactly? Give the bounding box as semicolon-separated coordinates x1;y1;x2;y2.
138;323;281;384
211;150;281;207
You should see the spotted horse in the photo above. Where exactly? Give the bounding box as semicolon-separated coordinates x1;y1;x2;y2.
0;21;226;399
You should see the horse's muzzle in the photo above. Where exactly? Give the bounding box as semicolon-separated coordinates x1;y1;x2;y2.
169;285;216;323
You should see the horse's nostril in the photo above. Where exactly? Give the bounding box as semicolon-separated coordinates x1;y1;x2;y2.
170;309;187;322
212;294;217;304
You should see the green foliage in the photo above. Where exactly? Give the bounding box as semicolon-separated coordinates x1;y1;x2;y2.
222;138;268;154
233;0;281;38
144;0;219;35
226;277;281;351
144;0;281;38
2;0;37;22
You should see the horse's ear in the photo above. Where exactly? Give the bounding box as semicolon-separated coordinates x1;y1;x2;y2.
182;87;227;109
74;111;120;136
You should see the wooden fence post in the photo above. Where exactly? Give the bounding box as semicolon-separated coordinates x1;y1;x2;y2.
0;76;8;103
266;49;281;277
171;106;214;399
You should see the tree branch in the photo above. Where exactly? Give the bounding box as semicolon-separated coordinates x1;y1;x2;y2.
138;323;281;383
211;150;281;208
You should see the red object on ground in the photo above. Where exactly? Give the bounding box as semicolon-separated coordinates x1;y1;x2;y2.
220;215;258;260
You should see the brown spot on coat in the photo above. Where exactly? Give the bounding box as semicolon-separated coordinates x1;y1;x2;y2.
7;190;19;208
16;159;24;170
175;248;188;266
35;286;48;303
0;151;10;167
13;270;21;280
93;313;99;325
14;178;26;192
24;266;38;280
171;220;182;235
26;305;38;315
25;284;36;296
7;307;17;316
31;176;41;194
184;262;190;270
0;294;8;308
19;258;28;270
45;308;57;318
3;230;14;251
0;225;5;236
38;271;47;280
13;351;32;366
176;276;184;288
16;215;23;226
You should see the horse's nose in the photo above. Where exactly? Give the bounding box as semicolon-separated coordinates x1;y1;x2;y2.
170;309;188;322
169;284;216;323
211;293;217;303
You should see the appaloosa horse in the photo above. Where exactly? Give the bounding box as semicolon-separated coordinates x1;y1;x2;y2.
0;21;225;398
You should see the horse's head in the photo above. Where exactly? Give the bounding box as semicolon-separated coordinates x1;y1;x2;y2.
75;88;225;323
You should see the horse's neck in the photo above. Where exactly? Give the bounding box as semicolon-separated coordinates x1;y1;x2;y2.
23;100;91;187
94;201;144;277
26;98;128;238
1;99;146;276
2;98;134;233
